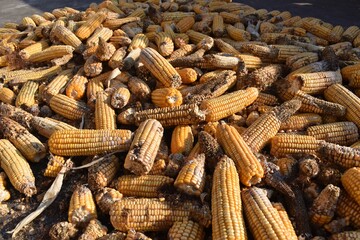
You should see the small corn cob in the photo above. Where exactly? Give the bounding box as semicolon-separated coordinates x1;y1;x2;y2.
168;220;205;240
21;16;36;27
87;27;113;47
237;54;263;70
48;221;78;240
75;13;107;40
128;34;149;52
211;155;246;239
49;129;133;156
342;26;360;42
226;24;251;41
273;157;298;179
318;141;360;168
174;154;206;196
140;47;182;88
155;32;174;57
0;116;46;162
115;175;174;197
324;83;360;128
327;25;344;43
149;159;167;175
176;68;198;84
242;100;302;152
52;25;83;52
66;72;88;100
134;103;205;127
0;139;36;197
28;45;74;63
88;155;120;191
127;76;151;101
310;184;340;227
307;122;358;146
124;119;163;175
330;231;360;240
103;17;140;30
19;40;49;60
340;62;360;80
175;16;195;33
110;82;130;109
169;44;196;60
217;121;264;186
348;70;360;88
0;87;16;105
280;113;322;131
171;125;194;155
84;55;102;77
44;155;66;178
15;81;38;107
49;94;90;120
337;193;360;228
270;134;320;157
68;185;97;227
78;219;107;240
95;187;123;214
239;64;282;91
200;87;259;122
31;116;76;138
151;88;183;108
108;47;127;69
125;229;151;240
342;167;360;207
95;91;116;130
96;38;116;62
0;172;10;202
42;69;73;103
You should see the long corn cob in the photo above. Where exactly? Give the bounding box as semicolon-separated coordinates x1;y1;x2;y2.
337;193;360;228
171;125;193;155
19;40;49;60
15;81;38;107
49;94;90;120
318;141;360;168
30;116;77;138
280;113;322;131
28;45;74;63
48;129;133;156
95;91;116;130
88;155;120;191
270;134;321;157
75;13;107;40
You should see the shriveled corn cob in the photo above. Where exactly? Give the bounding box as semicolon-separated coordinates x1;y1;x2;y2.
88;154;120;191
86;73;108;108
75;13;107;40
124;119;163;175
115;175;174;197
0;172;10;202
155;32;174;57
216;121;264;186
31;116;76;138
86;27;113;47
110;82;130;109
0;87;16;105
44;155;66;178
42;69;73;103
2;65;61;84
140;47;182;88
125;229;151;240
168;220;205;240
200;87;259;122
324;83;360;128
342;26;360;42
49;129;133;156
242;187;288;240
273;157;298;178
108;47;127;69
134;103;205;127
49;94;90;120
149;159;167;175
169;44;196;60
28;45;74;63
307;122;358;146
0;116;46;162
227;24;252;41
174;154;206;196
96;37;116;62
270;134;321;157
95;187;123;214
171;125;194;155
66;72;88;100
0;139;36;197
175;16;195;33
52;25;83;52
286;52;319;71
239;64;282;91
318;141;360;168
337;193;360;228
95;91;116;130
84;55;102;77
242;100;302;152
310;184;340;227
198;130;224;172
19;40;49;60
78;219;107;240
237;54;264;69
280;113;322;131
68;185;97;227
272;203;297;240
151;87;183;108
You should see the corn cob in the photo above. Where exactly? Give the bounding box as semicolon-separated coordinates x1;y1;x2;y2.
44;155;66;178
273;157;298;178
42;69;73;103
186;30;208;44
348;70;360;88
94;91;116;130
303;21;332;41
174;154;206;196
239;64;282;91
307;122;358;146
95;187;123;214
31;116;77;138
19;40;49;60
270;134;320;157
66;72;88;100
242;187;288;240
146;25;162;33
84;55;102;77
48;221;78;240
78;219;107;240
226;24;251;41
108;47;127;69
127;76;151;101
124;229;151;240
0;171;10;202
324;83;360;127
88;154;119;190
75;13;107;40
86;27;113;47
237;54;264;69
28;45;74;63
310;184;340;227
286;52;320;71
95;38;116;62
115;175;174;197
354;32;360;47
150;88;182;108
340;63;360;80
242;100;302;152
49;94;90;120
200;87;259;122
124;119;163;175
216;121;264;186
110;82;130;109
134;103;205;127
103;16;140;30
0;116;46;162
330;231;360;240
318;141;360;168
0;139;36;197
213;39;240;55
140;47;182;88
176;68;198;84
342;26;360;42
337;193;360;228
149;159;167;175
271;203;297;240
0;87;16;105
168;220;205;240
280;113;322;131
49;129;133;156
341;168;360;207
1;65;61;84
68;185;97;227
128;34;148;52
86;73;109;108
52;25;84;52
171;125;194;155
155;32;174;57
21;16;36;27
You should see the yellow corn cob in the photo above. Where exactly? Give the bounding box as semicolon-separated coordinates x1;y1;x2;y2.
307;122;358;146
171;125;194;155
175;16;195;33
327;25;344;43
216;121;264;186
95;187;123;214
286;52;319;71
0;116;46;162
0;139;36;197
271;203;297;240
213;39;240;55
270;134;320;157
115;175;173;197
237;54;263;70
31;14;49;25
100;0;124;14
303;21;332;41
168;220;205;240
66;73;88;100
210;15;224;38
95;91;116;130
348;70;360;88
140;47;182;88
75;13;107;40
108;47;127;69
310;184;340;227
103;16;140;30
200;87;259;122
22;16;36;27
0;172;11;202
219;12;241;24
110;83;130;109
354;33;360;47
0;87;16;105
342;26;360;42
280;113;322;131
272;44;306;62
149;159;167;175
86;27;113;47
42;11;55;21
211;156;247;239
52;25;84;52
226;24;251;41
186;30;208;44
19;40;49;60
1;65;61;84
341;62;360;80
269;10;292;23
242;100;302;152
330;231;360;240
0;55;7;67
342;168;360;207
161;12;195;22
154;32;174;57
324;84;360;127
42;69;73;103
128;34;149;52
124;229;151;240
124;119;163;175
68;185;97;226
49;94;90;120
242;187;288;240
274;157;298;178
88;155;120;190
31;116;77;138
146;25;162;33
287;61;330;79
49;129;132;156
27;45;74;63
44;155;66;178
176;68;198;84
96;37;116;62
151;87;183;108
337;193;360;228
